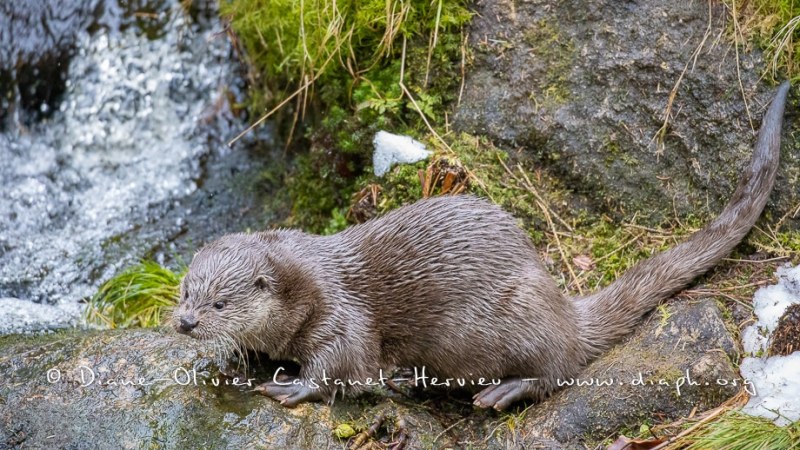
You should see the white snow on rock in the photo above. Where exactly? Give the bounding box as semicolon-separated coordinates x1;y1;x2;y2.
372;131;432;176
740;264;800;426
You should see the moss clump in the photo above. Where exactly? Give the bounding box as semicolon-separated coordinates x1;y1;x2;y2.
220;0;472;233
522;19;575;106
220;0;471;114
85;261;184;328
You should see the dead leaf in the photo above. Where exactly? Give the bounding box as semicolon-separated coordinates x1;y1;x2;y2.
607;435;665;450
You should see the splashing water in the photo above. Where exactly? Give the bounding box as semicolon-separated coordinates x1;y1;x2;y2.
0;2;261;333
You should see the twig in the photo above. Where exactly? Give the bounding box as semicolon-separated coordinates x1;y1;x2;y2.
722;255;790;264
729;0;755;133
652;391;748;450
433;417;466;443
592;232;645;265
652;0;715;157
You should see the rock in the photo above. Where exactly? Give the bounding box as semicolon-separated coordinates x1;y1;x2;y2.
0;329;453;449
452;299;738;449
454;0;800;226
0;299;738;448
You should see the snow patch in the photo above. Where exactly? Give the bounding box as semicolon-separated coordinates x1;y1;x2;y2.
740;264;800;426
372;131;431;176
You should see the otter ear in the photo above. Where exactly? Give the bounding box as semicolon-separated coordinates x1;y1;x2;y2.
255;275;272;292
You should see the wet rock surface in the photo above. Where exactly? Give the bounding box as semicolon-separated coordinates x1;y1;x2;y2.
455;0;800;225
456;299;739;449
0;329;453;449
0;299;738;449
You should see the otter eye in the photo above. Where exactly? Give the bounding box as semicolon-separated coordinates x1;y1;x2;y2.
213;301;225;310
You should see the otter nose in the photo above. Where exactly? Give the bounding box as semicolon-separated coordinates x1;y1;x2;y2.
178;316;198;334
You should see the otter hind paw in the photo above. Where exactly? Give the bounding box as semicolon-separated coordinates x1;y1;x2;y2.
472;377;528;411
255;378;323;407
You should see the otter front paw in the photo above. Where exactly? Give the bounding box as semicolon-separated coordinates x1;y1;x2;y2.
473;377;527;411
255;377;323;407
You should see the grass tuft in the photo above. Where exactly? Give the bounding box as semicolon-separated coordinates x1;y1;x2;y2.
726;0;800;81
678;411;800;450
220;0;471;121
85;261;184;329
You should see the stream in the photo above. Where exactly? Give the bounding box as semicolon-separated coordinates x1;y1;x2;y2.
0;0;274;334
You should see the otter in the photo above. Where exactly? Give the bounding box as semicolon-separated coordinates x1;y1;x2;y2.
173;82;790;410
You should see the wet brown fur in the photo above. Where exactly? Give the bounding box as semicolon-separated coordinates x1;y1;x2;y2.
173;82;790;409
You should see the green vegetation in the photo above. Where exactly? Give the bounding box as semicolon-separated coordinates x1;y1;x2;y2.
678;412;800;450
729;0;800;81
85;261;183;328
220;0;471;232
219;0;471;114
333;423;357;439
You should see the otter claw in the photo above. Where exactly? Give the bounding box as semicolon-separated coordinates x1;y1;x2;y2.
255;378;322;407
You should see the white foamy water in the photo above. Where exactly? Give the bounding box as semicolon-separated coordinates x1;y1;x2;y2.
0;4;243;333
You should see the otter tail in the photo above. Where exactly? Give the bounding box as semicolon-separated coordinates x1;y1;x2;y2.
575;81;790;359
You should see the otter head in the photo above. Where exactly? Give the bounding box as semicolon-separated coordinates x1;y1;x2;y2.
172;233;276;343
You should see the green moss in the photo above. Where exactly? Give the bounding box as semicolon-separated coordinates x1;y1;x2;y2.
523;19;575;106
375;159;428;211
220;0;471;120
85;261;184;328
222;0;472;233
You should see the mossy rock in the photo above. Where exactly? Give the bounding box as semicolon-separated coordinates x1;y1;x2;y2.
454;0;800;229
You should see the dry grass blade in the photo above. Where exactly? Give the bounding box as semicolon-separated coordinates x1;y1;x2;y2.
729;0;755;133
768;15;800;79
651;390;749;450
227;26;349;147
400;81;453;152
424;0;444;87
